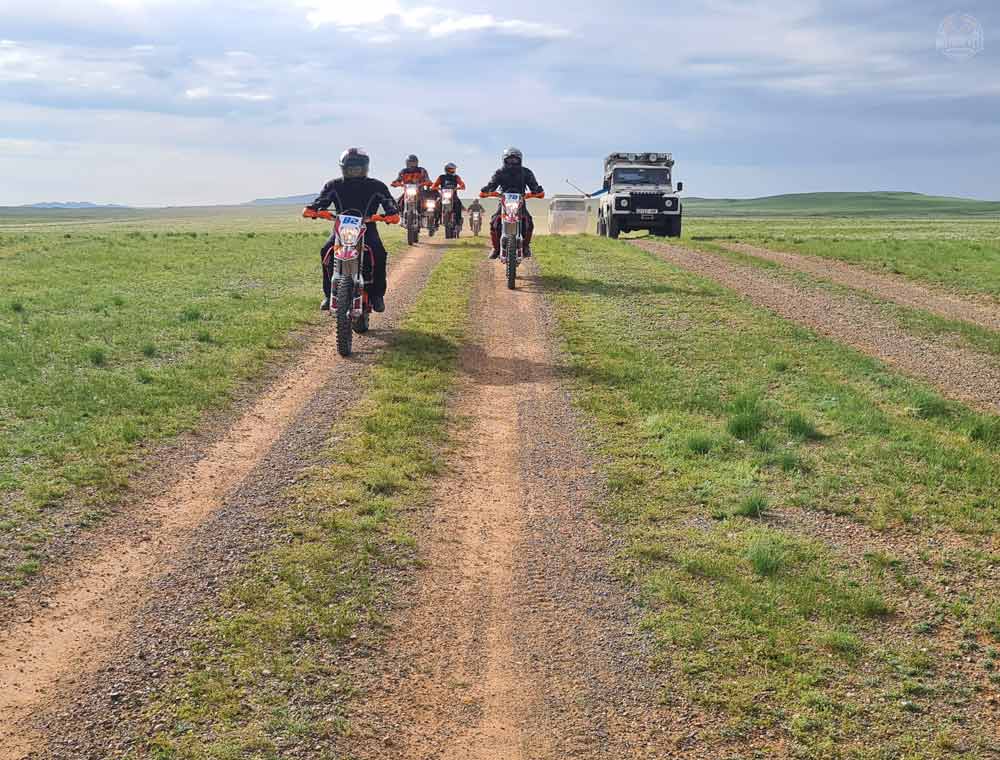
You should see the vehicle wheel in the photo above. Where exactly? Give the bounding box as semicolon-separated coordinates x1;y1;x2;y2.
407;225;419;245
506;240;517;290
669;215;683;238
336;278;354;357
607;214;620;239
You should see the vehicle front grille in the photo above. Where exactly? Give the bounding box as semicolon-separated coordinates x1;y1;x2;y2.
629;192;666;211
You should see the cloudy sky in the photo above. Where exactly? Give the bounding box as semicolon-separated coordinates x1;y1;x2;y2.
1;0;997;206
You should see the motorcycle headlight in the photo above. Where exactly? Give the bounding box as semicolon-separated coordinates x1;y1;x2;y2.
405;187;418;197
426;201;436;210
338;225;361;247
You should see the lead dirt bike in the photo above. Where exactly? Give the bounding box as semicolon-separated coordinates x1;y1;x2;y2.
469;208;483;236
441;188;461;239
402;183;422;246
482;190;544;289
304;208;397;357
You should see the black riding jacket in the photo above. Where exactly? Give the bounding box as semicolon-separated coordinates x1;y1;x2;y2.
308;177;398;220
481;165;543;195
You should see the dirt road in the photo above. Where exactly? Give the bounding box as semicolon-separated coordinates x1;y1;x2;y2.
0;242;443;760
721;241;1000;331
340;257;724;759
636;239;1000;414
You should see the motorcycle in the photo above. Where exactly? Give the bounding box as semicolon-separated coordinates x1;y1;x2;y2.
470;208;483;237
402;183;421;246
441;188;460;239
422;197;439;237
303;207;397;357
481;190;544;289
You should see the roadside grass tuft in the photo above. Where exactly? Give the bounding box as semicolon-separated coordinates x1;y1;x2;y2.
180;306;202;322
727;393;767;440
747;534;785;575
134;242;479;758
86;346;107;367
970;418;1000;449
687;433;716;455
909;390;951;420
734;492;769;518
786;412;823;440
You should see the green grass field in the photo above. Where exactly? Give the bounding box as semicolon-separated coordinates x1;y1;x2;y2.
0;207;403;592
536;234;1000;757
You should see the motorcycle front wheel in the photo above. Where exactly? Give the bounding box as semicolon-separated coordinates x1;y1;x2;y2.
336;278;354;357
505;240;517;290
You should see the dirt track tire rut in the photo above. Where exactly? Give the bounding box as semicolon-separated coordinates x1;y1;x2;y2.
0;242;446;760
339;256;724;759
636;239;1000;414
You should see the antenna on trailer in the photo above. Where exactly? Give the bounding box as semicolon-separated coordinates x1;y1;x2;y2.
565;179;590;197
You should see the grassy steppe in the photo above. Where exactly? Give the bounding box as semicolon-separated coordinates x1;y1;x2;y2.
0;208;401;592
537;234;1000;758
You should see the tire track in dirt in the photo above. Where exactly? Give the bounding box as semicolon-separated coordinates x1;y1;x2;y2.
635;239;1000;414
341;256;730;759
0;241;444;760
721;241;1000;331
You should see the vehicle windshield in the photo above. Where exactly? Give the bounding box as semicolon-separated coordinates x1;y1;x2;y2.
612;168;671;186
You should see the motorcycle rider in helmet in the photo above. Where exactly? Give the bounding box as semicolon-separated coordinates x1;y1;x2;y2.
432;162;466;231
303;148;399;313
390;154;432;218
481;147;544;259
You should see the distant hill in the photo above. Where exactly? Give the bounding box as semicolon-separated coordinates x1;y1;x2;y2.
248;194;315;206
682;192;1000;217
22;201;131;209
249;190;999;217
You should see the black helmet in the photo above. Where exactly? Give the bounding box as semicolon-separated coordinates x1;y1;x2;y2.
445;162;457;174
340;147;370;179
406;154;419;169
503;147;523;167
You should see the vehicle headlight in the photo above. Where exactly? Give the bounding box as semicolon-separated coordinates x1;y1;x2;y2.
426;201;436;209
619;197;629;208
664;198;673;209
339;226;361;246
405;187;418;197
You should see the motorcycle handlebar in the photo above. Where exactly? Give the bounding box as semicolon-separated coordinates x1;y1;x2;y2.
479;191;546;199
302;208;400;224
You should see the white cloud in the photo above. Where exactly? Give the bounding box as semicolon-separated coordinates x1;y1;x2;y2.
298;0;569;39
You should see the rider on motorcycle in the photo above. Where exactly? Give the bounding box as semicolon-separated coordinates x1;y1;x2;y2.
432;162;466;229
305;148;398;313
390;154;432;213
481;147;544;259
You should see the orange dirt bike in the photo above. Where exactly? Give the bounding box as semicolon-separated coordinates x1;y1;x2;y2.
303;208;398;357
481;191;545;289
441;188;462;239
402;183;424;246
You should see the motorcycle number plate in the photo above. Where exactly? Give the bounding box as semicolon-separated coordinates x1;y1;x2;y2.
340;215;363;227
504;193;522;204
